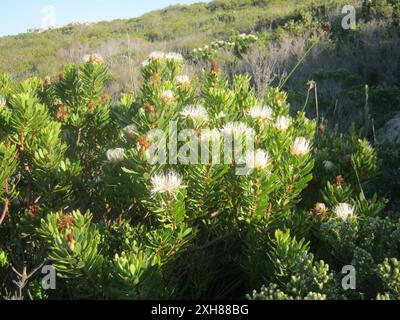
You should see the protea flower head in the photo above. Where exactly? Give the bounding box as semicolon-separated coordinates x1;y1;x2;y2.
106;148;125;164
141;59;150;68
165;52;183;61
83;54;103;64
150;170;186;196
307;80;316;90
242;149;271;170
180;105;209;123
175;75;190;85
334;203;355;220
323;160;335;171
161;90;175;105
313;202;328;218
222;122;253;139
249;105;273;122
0;97;6;111
215;111;226;120
290;137;311;156
148;51;165;60
123;124;137;139
274;116;290;132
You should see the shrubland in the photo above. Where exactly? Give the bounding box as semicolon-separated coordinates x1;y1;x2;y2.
0;49;399;300
1;0;400;300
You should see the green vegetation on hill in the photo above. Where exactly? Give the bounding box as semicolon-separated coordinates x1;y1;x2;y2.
0;0;350;81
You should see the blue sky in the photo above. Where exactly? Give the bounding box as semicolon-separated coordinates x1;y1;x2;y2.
0;0;209;36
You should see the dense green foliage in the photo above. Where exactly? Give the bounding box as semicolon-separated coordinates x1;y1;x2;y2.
0;50;399;300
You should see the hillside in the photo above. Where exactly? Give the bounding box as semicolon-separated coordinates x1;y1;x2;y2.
0;0;349;81
2;0;400;132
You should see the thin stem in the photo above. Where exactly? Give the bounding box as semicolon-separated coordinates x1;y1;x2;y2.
315;83;319;124
364;84;370;137
333;99;338;118
301;89;311;112
372;118;377;145
73;127;82;157
126;32;136;93
0;178;9;225
351;156;365;200
279;40;318;90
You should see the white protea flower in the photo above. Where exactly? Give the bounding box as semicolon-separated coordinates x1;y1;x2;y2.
148;51;165;60
0;97;6;111
249;105;273;122
106;148;125;164
274;116;290;132
222;122;253;138
180;105;209;122
160;90;175;104
82;54;103;64
123;124;137;139
334;203;355;220
215;111;226;120
150;170;186;196
290;137;311;156
175;75;190;85
242;149;271;170
165;52;183;61
323;160;335;171
141;59;150;68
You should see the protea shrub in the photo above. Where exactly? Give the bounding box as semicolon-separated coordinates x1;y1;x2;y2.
0;51;398;300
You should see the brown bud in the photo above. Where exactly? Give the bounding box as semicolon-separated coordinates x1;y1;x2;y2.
144;102;155;114
57;105;68;121
100;93;110;105
138;136;151;150
313;202;328;219
58;72;65;81
28;203;40;219
58;215;75;230
66;233;74;242
87;100;95;113
211;61;220;75
335;175;345;188
89;54;101;64
43;76;52;85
